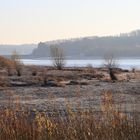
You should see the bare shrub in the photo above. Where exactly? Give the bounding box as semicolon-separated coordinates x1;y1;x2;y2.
0;56;13;76
50;46;65;70
104;55;118;81
11;51;23;76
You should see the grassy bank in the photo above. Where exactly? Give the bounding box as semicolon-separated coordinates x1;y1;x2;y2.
0;91;139;140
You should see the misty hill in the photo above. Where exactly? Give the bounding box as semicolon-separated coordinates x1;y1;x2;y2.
32;30;140;59
0;44;37;55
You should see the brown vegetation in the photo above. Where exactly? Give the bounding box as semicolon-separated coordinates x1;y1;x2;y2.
0;56;13;76
0;91;139;140
0;56;139;139
11;51;23;76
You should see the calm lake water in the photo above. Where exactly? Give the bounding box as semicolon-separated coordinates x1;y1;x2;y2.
22;59;140;70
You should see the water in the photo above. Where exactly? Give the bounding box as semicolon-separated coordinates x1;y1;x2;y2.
22;59;140;70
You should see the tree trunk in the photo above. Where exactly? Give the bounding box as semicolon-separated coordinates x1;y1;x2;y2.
109;68;118;81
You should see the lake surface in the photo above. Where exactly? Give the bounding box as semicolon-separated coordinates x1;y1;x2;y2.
22;59;140;69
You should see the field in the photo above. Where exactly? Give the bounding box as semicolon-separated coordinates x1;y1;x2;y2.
0;61;140;139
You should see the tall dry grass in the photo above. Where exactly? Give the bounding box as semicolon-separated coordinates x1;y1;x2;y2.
0;91;139;140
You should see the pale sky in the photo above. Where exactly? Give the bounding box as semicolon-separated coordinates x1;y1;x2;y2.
0;0;140;44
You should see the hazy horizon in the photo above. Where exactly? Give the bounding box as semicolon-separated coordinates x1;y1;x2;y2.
0;29;139;45
0;0;140;44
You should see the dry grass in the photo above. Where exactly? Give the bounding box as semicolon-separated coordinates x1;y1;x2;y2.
0;91;139;140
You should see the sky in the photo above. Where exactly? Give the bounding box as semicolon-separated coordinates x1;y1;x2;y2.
0;0;140;44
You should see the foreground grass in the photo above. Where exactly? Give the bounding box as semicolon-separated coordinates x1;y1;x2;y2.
0;91;139;140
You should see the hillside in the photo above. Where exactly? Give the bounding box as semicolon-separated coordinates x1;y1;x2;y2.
0;44;37;55
32;30;140;59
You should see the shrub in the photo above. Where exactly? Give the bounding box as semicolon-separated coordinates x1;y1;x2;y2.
11;51;23;76
104;55;118;81
0;56;13;76
50;46;65;70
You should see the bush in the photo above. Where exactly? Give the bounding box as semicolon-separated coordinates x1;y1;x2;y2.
104;55;118;81
11;51;23;76
0;56;13;76
50;46;65;70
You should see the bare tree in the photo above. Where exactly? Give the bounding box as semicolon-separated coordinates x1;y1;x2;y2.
11;51;23;76
104;55;118;81
50;46;65;70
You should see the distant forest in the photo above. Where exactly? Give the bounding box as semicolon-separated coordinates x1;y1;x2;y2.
32;30;140;59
